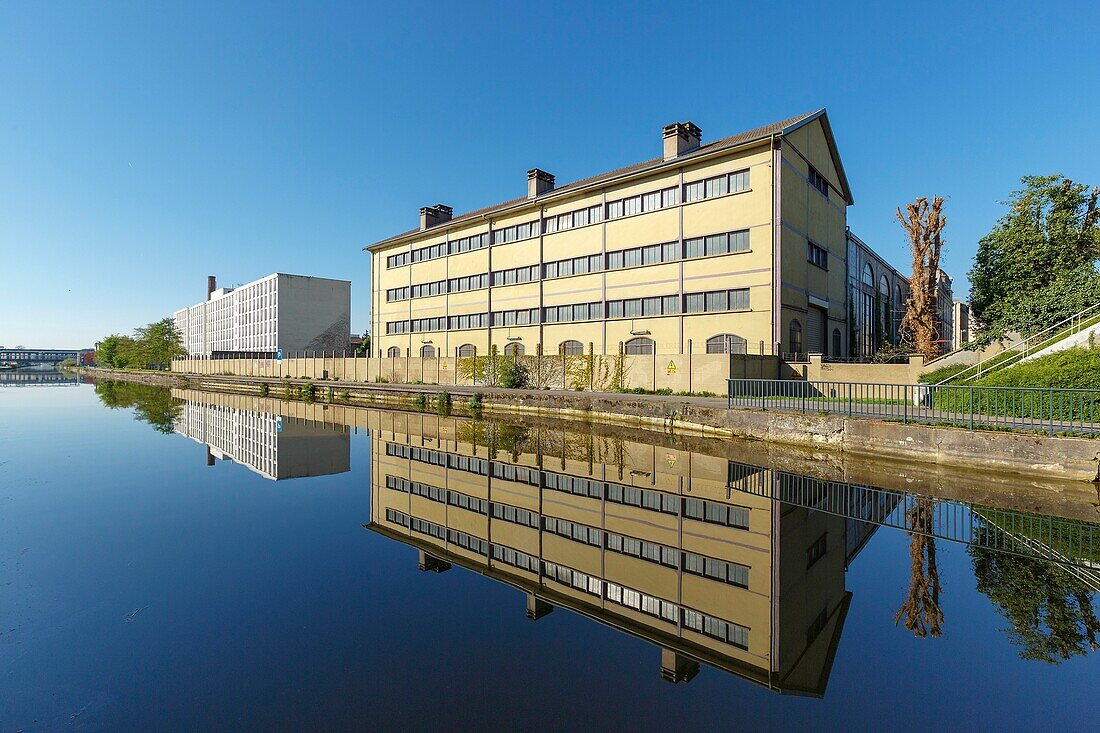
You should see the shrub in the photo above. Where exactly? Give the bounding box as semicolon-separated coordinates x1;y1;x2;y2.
412;392;428;410
499;358;529;389
468;393;484;413
299;382;316;401
436;391;452;416
258;382;269;397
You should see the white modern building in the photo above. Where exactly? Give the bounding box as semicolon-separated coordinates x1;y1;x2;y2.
173;273;351;358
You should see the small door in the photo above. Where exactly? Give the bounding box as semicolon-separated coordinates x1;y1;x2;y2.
806;306;826;355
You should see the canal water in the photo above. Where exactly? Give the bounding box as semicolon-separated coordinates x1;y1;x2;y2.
1;381;1097;731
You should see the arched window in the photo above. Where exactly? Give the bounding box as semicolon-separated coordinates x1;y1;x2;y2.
386;346;401;358
706;334;747;354
788;320;803;356
559;340;584;355
879;275;889;298
420;345;435;358
895;284;903;309
862;263;874;288
504;342;525;356
457;344;476;358
832;329;842;357
624;337;655;355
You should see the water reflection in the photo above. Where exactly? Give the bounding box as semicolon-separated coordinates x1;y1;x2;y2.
0;367;84;386
173;395;351;480
134;387;1100;676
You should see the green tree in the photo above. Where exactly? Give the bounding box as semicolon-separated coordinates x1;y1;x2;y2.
969;175;1100;344
133;317;184;369
970;527;1100;664
96;334;138;368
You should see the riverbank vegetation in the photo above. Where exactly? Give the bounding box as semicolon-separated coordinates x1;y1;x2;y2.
96;318;184;370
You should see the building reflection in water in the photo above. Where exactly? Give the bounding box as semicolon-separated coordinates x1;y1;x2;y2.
366;415;900;695
172;396;351;480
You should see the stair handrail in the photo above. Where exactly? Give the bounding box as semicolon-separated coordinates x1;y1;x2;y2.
935;300;1100;385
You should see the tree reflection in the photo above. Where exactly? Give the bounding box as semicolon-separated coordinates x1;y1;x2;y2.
970;526;1100;663
895;498;944;637
94;380;181;434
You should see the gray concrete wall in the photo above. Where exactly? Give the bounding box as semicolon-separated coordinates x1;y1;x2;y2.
277;274;351;354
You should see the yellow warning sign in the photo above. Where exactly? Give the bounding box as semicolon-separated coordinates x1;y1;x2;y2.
666;360;677;375
441;362;448;370
665;453;677;467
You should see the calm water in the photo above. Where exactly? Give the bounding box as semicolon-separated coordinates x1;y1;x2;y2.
1;381;1097;732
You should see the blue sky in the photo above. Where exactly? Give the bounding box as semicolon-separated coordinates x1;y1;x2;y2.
2;1;1097;348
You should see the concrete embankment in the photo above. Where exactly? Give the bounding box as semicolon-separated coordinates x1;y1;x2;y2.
81;368;1100;483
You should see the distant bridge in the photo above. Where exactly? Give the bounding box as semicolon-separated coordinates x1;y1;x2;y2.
0;348;91;366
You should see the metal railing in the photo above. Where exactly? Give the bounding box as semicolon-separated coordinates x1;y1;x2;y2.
733;464;1100;580
937;301;1100;384
728;378;1100;436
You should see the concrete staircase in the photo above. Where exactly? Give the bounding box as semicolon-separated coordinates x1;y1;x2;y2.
937;302;1100;384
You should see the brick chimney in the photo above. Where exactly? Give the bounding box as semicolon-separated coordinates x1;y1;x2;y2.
419;204;453;230
207;275;217;301
662;121;702;160
527;168;555;198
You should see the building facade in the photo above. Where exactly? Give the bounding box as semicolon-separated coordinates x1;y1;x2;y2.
846;230;956;359
173;273;351;359
367;110;855;360
846;230;910;359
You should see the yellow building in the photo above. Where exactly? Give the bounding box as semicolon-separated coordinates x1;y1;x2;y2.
366;110;853;360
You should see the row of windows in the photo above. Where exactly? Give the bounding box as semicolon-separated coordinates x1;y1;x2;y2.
606;295;681;319
544;253;604;279
385;508;491;555
384;285;750;335
388;442;752;531
606;185;681;219
492;543;540;572
385;474;539;528
386;228;750;302
685;170;750;203
386;232;491;268
493;220;540;245
491;307;540;327
492;264;540;287
386;504;747;644
384;171;752;269
386;471;747;588
684;288;751;314
542;204;604;234
542;301;603;324
543;560;750;650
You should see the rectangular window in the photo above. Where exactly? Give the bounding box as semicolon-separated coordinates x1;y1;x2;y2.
607;200;624;219
809;241;829;270
662;187;680;207
643;191;662;212
808;166;829;197
685;181;705;202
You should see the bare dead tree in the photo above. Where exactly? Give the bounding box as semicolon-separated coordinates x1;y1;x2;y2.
894;497;944;638
897;197;947;359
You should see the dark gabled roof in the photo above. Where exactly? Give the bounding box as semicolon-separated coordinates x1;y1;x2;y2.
365;108;850;251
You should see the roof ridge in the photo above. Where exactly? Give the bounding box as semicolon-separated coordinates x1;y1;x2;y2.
367;109;823;249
